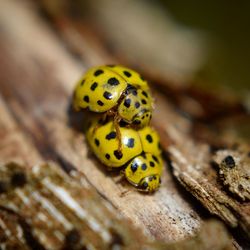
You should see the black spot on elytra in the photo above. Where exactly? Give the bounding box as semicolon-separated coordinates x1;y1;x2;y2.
126;138;134;148
106;131;116;140
140;75;145;81
133;120;141;125
130;162;138;172
123;71;131;77
124;98;131;108
11;172;27;187
142;99;147;105
223;155;235;168
141;152;146;159
132;89;137;96
108;77;119;86
153;176;157;180
135;102;140;109
103;91;112;100
97;100;104;106
94;138;100;146
149;176;153;181
114;150;123;160
105;154;110;160
83;95;89;103
142;91;148;98
81;79;85;86
91;82;98;91
119;120;128;127
152;155;159;163
141;182;148;189
146;134;153;143
150;161;155;167
94;69;104;76
141;163;147;170
125;84;137;95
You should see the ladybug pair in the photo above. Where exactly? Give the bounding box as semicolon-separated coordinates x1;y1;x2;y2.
73;65;163;192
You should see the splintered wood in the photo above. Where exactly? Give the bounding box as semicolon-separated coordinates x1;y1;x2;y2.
0;162;234;250
0;0;201;243
168;139;250;238
152;94;250;240
154;94;250;239
0;162;150;249
0;0;249;249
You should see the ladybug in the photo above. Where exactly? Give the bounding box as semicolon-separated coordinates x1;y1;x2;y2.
86;116;163;192
73;65;153;150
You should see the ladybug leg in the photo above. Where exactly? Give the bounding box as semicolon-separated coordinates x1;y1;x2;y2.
92;112;108;134
114;115;122;152
119;189;130;197
92;122;101;135
117;171;131;196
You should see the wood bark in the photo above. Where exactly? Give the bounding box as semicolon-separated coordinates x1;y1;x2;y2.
0;0;200;242
0;0;249;249
0;162;234;250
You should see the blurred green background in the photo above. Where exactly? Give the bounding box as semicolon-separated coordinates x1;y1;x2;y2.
162;1;250;92
43;0;250;95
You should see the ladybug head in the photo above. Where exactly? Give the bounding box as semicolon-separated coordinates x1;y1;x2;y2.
138;175;161;192
124;153;162;193
118;87;153;128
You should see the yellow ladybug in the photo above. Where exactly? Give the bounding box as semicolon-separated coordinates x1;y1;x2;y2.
86;116;163;192
73;65;153;150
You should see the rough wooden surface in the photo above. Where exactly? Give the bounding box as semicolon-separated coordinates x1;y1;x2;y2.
0;0;249;249
0;162;234;250
168;138;250;238
0;162;151;250
0;0;200;242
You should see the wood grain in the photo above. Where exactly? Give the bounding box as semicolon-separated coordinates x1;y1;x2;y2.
0;0;201;243
0;1;249;248
0;162;234;250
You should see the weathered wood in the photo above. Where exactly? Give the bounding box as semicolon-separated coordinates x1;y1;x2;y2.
0;162;234;250
151;93;250;240
0;95;41;165
0;162;150;250
0;0;249;248
0;0;200;242
166;130;250;238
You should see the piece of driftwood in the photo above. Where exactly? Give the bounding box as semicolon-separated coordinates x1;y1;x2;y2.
0;0;249;248
0;162;150;249
0;162;234;250
0;0;201;243
167;135;250;239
